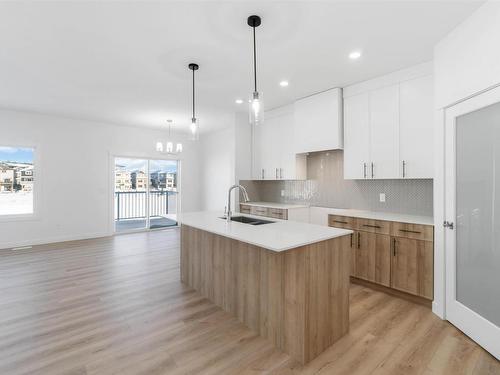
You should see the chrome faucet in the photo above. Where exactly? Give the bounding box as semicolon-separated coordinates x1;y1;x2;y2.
226;184;250;222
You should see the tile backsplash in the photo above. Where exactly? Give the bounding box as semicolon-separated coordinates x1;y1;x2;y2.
241;150;433;216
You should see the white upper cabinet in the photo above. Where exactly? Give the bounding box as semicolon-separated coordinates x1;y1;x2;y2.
343;62;434;180
344;93;370;179
399;75;434;178
293;88;343;154
369;85;400;179
252;105;306;180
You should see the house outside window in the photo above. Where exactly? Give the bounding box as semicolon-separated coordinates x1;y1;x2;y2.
0;146;35;216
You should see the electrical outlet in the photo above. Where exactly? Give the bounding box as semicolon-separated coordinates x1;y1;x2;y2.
379;193;386;203
281;190;285;197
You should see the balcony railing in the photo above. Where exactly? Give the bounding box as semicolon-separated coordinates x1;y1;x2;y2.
114;190;177;220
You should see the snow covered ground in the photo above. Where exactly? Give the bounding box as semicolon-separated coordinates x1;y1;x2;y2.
0;192;33;215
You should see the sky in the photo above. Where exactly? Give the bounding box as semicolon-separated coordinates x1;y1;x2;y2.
0;146;34;164
115;158;177;173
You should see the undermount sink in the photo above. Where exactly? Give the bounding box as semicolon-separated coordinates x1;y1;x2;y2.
219;216;275;225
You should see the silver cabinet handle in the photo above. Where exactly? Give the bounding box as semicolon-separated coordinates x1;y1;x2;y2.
261;168;264;179
363;163;367;179
275;168;278;179
402;160;406;178
371;162;374;178
280;168;283;179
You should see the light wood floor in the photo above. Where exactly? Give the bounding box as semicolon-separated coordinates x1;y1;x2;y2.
0;229;498;375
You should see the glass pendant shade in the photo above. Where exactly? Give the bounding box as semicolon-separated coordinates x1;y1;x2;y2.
249;91;264;125
156;141;164;152
190;118;199;141
166;141;173;153
176;143;183;153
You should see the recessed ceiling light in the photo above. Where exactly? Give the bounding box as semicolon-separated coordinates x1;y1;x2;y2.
279;80;289;87
349;51;362;60
235;99;243;104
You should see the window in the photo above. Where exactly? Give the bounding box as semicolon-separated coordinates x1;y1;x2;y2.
0;146;35;216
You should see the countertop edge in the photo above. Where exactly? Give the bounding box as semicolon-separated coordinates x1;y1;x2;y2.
181;222;352;252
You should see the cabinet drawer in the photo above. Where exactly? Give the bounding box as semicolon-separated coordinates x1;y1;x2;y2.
356;218;391;235
250;206;269;217
240;204;251;214
328;215;356;230
391;222;433;241
268;208;288;220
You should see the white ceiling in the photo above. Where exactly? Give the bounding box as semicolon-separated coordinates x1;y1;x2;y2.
0;1;482;134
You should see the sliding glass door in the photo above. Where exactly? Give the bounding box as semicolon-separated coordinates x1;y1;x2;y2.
114;157;179;233
149;159;178;229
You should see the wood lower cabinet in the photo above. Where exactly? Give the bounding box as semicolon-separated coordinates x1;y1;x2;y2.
240;204;289;220
353;231;391;287
391;237;433;299
329;214;434;301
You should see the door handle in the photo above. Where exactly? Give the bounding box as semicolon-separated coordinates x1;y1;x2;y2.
363;163;367;179
443;221;454;230
371;162;374;178
280;168;283;179
393;238;397;256
350;233;353;247
402;160;406;178
357;232;361;249
261;168;264;179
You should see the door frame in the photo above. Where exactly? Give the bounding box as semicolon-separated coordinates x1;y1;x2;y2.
109;153;181;234
444;85;500;360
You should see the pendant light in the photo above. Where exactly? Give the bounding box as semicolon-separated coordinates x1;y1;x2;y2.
188;63;199;141
156;119;183;154
248;15;263;125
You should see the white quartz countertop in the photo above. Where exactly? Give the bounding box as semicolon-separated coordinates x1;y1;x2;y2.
240;201;309;209
178;211;352;252
311;207;434;226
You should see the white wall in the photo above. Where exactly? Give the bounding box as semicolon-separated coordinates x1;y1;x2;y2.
433;0;500;318
435;1;500;109
0;109;201;249
199;125;235;212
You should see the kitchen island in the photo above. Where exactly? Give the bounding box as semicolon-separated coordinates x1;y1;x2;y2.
179;211;352;364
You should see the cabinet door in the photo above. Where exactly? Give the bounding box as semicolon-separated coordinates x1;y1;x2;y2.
350;231;356;276
391;237;433;299
344;93;370;179
399;75;434;178
369;85;400;179
294;88;343;154
259;113;281;180
252;123;264;179
354;231;391;286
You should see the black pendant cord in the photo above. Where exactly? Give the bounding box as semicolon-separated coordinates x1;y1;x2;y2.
253;25;257;93
192;68;195;120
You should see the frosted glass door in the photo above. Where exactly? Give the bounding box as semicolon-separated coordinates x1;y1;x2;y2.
456;102;500;327
445;87;500;360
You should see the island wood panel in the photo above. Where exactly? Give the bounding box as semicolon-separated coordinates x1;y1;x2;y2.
180;224;350;364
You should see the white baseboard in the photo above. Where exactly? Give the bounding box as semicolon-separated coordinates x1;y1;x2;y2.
432;301;446;320
0;231;112;251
